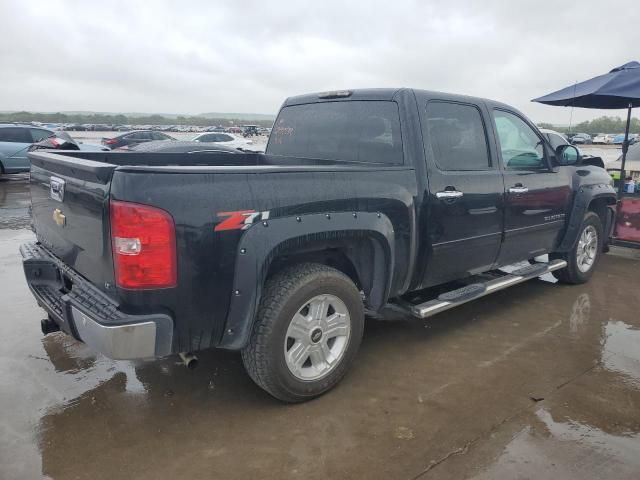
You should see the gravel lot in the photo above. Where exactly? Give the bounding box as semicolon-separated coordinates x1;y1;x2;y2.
1;172;639;480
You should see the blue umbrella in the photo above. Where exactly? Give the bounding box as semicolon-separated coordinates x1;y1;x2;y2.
533;61;640;196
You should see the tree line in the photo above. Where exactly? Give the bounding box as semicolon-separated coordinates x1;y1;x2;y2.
538;115;640;135
0;111;274;127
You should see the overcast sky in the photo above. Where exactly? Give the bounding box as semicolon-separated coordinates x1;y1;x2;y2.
1;0;639;124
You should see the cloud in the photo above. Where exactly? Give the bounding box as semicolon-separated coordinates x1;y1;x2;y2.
1;0;639;124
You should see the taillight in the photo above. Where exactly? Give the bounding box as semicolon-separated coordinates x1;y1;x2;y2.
103;138;118;145
110;200;177;289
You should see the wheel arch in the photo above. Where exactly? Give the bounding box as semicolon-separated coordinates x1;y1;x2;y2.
556;186;616;252
218;212;395;349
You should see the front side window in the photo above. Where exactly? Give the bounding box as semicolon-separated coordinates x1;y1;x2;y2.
268;100;403;164
425;101;491;171
153;132;169;140
31;129;53;142
493;110;546;170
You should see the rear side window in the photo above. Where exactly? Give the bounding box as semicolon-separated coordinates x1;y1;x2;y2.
268;101;403;164
0;127;32;143
425;101;491;171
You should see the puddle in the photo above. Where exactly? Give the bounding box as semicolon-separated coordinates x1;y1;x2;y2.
474;408;640;480
602;320;640;388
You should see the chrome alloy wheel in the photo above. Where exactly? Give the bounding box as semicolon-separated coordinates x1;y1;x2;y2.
577;225;598;273
284;294;351;381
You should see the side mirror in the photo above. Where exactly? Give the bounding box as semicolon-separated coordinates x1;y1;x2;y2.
555;144;580;166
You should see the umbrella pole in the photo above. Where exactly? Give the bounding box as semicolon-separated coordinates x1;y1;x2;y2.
618;102;633;198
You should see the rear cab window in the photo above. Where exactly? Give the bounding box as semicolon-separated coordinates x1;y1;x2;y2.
267;100;403;164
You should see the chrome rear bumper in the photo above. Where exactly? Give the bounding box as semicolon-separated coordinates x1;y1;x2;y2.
21;242;173;360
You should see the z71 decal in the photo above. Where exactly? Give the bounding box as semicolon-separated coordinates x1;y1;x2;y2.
214;210;271;232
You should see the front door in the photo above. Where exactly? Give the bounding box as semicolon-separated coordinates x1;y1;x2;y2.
491;109;571;265
421;100;505;287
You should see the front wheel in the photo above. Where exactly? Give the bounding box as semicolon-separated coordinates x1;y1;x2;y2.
241;263;364;402
551;211;603;284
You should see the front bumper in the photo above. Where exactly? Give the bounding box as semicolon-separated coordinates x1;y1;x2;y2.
20;242;173;359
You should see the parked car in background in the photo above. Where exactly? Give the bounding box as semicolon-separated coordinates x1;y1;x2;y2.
539;128;604;167
0;124;56;174
101;130;175;149
539;128;570;150
63;124;88;131
593;133;615;144
130;140;239;155
242;125;259;137
613;133;638;145
191;132;254;149
570;133;592;144
29;131;109;153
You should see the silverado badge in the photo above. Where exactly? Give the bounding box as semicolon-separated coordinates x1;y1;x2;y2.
53;208;66;227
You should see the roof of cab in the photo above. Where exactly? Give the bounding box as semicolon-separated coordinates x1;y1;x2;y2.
282;88;516;111
283;88;405;106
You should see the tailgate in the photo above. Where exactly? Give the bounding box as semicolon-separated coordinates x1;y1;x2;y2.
28;151;117;289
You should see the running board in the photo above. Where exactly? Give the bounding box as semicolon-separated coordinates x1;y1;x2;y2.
409;259;567;319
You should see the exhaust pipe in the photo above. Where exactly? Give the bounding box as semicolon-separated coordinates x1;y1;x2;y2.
179;352;198;369
41;317;60;335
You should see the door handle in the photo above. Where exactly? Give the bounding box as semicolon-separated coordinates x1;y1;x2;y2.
508;186;529;194
436;190;464;199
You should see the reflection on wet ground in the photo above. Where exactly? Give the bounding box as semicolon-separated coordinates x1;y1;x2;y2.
1;176;639;479
0;174;31;229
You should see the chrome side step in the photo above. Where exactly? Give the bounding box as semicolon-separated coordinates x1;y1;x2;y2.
410;259;567;319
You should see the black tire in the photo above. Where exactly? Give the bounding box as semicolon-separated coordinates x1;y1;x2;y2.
551;211;603;284
241;263;364;403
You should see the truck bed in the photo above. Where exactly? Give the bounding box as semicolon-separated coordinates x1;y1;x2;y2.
27;149;417;353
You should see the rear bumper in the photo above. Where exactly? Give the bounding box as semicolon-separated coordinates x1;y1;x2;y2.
20;242;173;359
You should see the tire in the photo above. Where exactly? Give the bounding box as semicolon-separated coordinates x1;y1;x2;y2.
241;263;364;403
551;211;603;284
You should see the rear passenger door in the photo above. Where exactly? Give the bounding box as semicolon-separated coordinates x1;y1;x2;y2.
421;100;505;287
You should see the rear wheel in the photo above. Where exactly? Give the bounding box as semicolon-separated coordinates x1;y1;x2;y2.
241;263;364;402
551;211;603;284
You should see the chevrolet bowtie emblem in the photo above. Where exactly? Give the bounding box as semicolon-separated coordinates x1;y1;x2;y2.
53;208;66;227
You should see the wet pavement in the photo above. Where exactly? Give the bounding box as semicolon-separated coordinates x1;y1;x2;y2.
1;174;639;480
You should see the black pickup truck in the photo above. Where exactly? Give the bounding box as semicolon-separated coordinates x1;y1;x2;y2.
21;89;617;402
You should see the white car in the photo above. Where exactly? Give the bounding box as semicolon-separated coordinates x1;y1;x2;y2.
191;132;254;149
539;128;574;150
593;133;616;144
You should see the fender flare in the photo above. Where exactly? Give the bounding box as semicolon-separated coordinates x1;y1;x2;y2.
556;184;616;252
218;211;395;349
